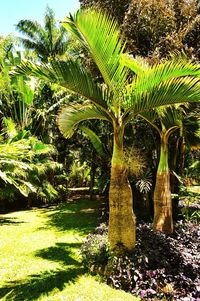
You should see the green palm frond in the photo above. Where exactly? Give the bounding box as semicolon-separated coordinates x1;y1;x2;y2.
80;125;108;159
127;58;200;98
16;20;43;40
0;170;15;185
0;159;32;170
18;38;49;60
157;106;183;130
58;104;111;138
125;76;200;115
12;60;109;111
0;169;36;197
0;140;31;160
121;54;149;75
150;59;200;83
62;10;127;95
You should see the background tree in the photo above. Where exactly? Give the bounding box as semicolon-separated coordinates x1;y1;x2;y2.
16;6;69;63
0;118;61;211
0;41;68;210
80;0;200;59
79;0;129;24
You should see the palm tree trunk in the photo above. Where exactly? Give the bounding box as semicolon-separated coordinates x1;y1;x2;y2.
108;126;136;251
153;134;173;234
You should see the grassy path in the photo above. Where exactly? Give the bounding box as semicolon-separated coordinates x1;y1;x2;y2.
0;198;138;301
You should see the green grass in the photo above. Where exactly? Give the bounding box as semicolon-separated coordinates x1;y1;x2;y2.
0;199;138;301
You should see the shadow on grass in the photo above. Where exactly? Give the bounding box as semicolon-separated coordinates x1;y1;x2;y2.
42;198;103;235
0;217;24;225
0;267;84;301
35;242;82;266
0;199;102;300
0;242;83;301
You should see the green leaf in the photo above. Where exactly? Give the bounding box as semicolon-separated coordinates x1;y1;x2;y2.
80;125;108;159
12;59;109;111
121;54;148;75
11;76;34;105
62;10;127;96
126;76;200;115
58;104;111;138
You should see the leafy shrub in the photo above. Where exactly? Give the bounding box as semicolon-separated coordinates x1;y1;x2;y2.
108;222;200;300
81;223;109;273
82;222;200;300
179;186;200;222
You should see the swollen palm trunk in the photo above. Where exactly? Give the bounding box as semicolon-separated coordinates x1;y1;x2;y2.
108;132;136;251
153;135;173;233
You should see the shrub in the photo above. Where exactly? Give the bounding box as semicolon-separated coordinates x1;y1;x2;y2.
179;186;200;222
81;222;200;300
81;223;109;273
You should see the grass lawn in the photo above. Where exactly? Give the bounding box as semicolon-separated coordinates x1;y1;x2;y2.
0;198;138;301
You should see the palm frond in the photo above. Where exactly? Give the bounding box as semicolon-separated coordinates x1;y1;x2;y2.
80;125;108;158
0;159;32;170
125;76;200;115
18;38;48;60
58;104;111;138
12;60;109;111
62;10;127;95
16;20;43;40
121;54;149;75
0;170;36;197
157;106;183;130
127;59;200;98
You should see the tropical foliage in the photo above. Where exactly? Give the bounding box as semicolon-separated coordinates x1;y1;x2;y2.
12;9;200;251
80;0;200;59
0;5;200;301
0;118;61;208
16;6;69;62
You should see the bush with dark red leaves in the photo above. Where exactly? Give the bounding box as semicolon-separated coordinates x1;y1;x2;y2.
81;221;200;300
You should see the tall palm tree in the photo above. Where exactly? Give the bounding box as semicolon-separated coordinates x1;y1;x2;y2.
140;107;183;233
141;105;200;233
13;9;200;251
16;6;69;62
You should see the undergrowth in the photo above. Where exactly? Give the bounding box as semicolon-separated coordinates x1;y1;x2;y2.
81;221;200;300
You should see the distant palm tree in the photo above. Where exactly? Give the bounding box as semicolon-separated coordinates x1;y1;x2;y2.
16;6;69;62
13;10;200;251
141;107;183;233
141;105;200;234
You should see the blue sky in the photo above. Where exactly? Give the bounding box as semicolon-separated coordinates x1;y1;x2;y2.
0;0;80;36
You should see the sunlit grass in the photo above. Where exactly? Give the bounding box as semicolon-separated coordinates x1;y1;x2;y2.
0;199;138;301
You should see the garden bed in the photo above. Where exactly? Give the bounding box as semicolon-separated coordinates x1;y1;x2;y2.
81;221;200;300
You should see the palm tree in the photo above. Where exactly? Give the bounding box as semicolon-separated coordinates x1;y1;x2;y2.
13;10;200;251
140;107;184;233
141;104;200;233
16;6;69;62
